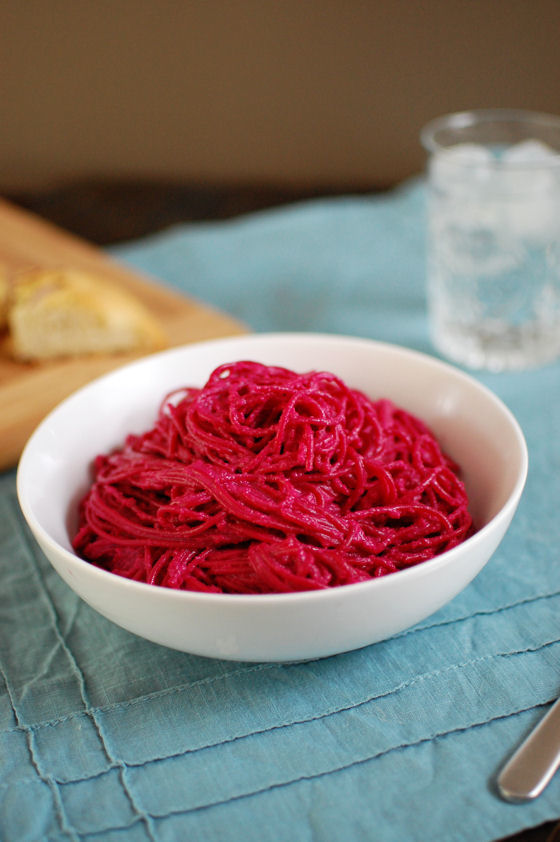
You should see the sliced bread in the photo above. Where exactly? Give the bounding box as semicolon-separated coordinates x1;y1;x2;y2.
9;267;167;361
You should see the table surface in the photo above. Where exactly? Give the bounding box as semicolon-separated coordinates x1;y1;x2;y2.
3;179;560;842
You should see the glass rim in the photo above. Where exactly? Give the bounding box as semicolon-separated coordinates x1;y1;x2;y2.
420;108;560;167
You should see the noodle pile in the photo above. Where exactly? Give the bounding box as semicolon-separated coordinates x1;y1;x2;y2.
73;361;473;593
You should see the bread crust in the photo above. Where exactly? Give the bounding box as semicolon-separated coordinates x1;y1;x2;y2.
0;269;9;331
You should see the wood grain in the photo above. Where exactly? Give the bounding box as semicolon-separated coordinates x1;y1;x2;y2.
0;198;246;470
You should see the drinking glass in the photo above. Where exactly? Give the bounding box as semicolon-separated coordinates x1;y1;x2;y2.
421;109;560;370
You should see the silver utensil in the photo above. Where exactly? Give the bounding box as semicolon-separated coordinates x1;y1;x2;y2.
498;696;560;802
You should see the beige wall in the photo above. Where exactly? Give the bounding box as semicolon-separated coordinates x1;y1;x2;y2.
2;0;559;192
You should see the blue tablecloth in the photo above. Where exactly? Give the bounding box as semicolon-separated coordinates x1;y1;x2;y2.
2;180;559;841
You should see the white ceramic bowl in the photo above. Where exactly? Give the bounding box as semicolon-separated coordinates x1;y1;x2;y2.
17;333;528;662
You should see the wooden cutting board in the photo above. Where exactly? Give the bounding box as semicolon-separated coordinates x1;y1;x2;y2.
0;198;247;470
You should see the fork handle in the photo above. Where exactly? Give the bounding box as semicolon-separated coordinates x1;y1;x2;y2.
498;696;560;802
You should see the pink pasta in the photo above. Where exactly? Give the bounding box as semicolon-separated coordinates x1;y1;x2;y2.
73;361;474;593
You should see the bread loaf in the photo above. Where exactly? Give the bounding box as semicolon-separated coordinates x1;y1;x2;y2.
9;267;167;361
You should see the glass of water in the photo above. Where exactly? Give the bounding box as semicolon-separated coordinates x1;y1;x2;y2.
421;109;560;371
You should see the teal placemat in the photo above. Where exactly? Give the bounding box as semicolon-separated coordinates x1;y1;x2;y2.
1;180;559;841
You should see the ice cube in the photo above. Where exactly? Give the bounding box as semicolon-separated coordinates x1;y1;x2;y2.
431;143;494;190
500;140;560;241
502;139;560;164
429;138;560;243
442;142;494;163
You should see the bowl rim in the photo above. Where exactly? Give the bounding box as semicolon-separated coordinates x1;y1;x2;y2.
16;332;529;606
